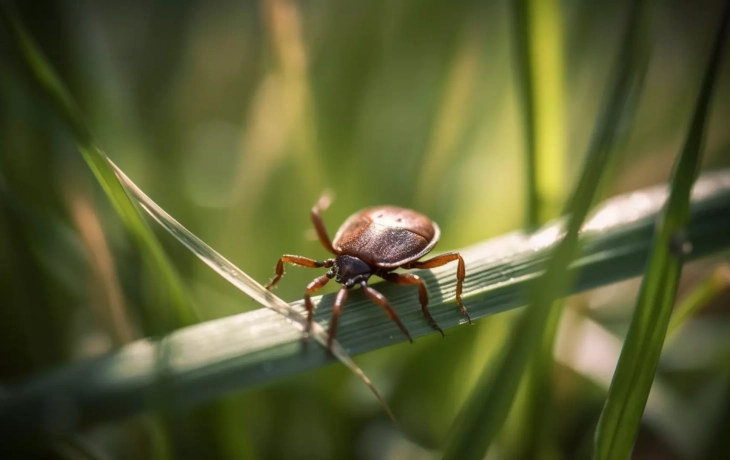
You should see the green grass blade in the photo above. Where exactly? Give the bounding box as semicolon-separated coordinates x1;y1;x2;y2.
109;161;396;422
512;0;567;455
513;0;540;230
0;4;394;454
2;170;729;447
513;0;566;229
0;5;195;334
443;1;653;458
593;5;730;459
0;2;395;427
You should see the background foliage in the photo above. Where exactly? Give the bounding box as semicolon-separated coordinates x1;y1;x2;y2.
1;0;730;459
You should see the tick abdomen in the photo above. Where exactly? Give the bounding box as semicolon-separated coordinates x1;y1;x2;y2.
332;206;439;267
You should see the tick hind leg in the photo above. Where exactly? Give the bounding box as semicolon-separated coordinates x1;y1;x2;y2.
404;252;472;324
264;255;333;290
360;281;413;344
383;272;444;336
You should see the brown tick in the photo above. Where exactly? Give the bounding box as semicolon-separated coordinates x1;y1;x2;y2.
264;196;472;351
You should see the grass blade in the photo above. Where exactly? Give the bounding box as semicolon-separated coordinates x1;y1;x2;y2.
0;2;395;450
1;169;729;447
0;4;194;334
513;0;566;229
443;1;654;458
109;161;396;422
593;4;730;459
512;0;567;455
0;0;395;425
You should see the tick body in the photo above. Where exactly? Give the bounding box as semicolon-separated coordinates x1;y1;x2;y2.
264;197;472;351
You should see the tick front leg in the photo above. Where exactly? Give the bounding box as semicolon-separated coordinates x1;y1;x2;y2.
327;287;349;352
264;255;333;290
405;252;471;324
311;194;337;255
383;272;444;336
303;274;331;344
361;281;413;344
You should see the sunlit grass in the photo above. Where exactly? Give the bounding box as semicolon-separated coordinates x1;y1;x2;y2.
2;169;730;451
594;5;730;458
443;0;654;457
1;1;730;459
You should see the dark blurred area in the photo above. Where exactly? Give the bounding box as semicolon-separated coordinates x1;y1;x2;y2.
1;0;729;459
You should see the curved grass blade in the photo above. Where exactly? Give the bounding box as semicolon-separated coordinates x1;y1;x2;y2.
109;161;396;422
593;5;730;459
0;4;194;334
2;168;728;449
0;0;395;436
443;1;654;458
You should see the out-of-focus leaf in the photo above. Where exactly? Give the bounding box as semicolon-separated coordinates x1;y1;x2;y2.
593;5;730;459
443;0;654;458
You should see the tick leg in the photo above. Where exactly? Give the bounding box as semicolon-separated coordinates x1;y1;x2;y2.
264;255;333;290
303;275;331;344
361;281;413;344
311;194;337;255
327;287;349;352
383;272;444;336
405;252;471;324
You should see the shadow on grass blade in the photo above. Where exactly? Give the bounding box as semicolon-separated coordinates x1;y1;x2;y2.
593;4;730;459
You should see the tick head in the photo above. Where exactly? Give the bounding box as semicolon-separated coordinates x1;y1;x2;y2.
329;255;372;288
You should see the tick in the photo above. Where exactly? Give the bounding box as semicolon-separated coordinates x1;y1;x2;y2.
264;196;472;351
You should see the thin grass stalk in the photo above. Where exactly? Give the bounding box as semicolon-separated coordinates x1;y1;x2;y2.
511;0;568;456
513;0;539;230
0;6;195;334
0;8;396;454
593;4;730;458
443;0;653;458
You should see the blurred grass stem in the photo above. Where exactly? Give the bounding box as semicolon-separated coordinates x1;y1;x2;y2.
443;0;653;458
593;3;730;458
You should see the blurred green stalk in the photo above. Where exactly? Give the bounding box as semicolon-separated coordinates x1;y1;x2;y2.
512;0;566;456
514;0;566;230
0;5;257;459
594;5;730;458
443;0;653;458
0;3;195;335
